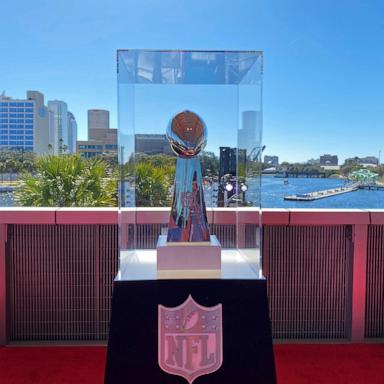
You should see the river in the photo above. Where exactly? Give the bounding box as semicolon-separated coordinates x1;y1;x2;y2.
1;176;384;209
0;192;13;207
260;176;384;209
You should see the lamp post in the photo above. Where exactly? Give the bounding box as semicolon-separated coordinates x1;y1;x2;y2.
224;182;233;207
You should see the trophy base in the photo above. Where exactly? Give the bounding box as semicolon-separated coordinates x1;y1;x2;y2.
105;278;276;383
156;235;221;271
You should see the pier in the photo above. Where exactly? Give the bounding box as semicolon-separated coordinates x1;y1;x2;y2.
284;183;360;201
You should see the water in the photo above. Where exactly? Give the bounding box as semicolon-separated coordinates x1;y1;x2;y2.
2;176;384;209
0;192;14;207
260;176;384;209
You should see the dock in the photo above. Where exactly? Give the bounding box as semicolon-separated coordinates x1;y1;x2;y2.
284;183;360;201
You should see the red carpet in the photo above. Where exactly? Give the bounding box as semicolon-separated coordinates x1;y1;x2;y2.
1;344;384;383
274;344;384;383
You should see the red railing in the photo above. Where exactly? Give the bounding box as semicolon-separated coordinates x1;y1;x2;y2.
0;208;383;344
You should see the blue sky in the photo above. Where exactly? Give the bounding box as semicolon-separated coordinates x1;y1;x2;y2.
1;0;383;163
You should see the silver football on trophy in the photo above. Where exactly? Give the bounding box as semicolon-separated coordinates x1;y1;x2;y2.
167;110;207;158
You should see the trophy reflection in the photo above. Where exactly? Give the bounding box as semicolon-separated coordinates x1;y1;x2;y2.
157;110;221;271
166;110;210;243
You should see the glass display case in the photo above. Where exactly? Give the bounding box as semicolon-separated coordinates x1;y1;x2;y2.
117;50;263;280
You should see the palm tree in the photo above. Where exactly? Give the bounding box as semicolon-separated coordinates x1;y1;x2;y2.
135;162;172;207
14;154;117;207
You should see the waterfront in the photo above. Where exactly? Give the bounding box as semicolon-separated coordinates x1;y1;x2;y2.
1;176;384;209
261;176;384;209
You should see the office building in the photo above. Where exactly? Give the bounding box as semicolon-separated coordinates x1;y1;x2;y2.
28;91;50;154
264;155;279;167
88;109;109;130
67;112;77;153
77;129;117;158
77;109;117;158
307;158;320;165
0;91;50;153
135;134;174;156
320;154;338;166
345;156;379;166
360;156;379;166
48;100;69;154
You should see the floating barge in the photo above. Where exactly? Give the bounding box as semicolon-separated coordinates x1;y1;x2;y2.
284;183;360;201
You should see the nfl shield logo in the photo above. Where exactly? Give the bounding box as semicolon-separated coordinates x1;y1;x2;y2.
158;295;223;383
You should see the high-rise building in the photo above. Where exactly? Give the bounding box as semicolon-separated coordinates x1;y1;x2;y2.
264;155;279;167
135;134;174;156
77;109;117;158
239;110;261;154
88;109;109;130
48;100;68;154
27;91;50;154
0;91;51;153
320;154;338;166
67;112;77;153
0;91;77;154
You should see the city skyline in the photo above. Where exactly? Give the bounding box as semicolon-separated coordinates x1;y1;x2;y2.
263;152;381;165
0;86;380;164
0;90;78;154
1;0;383;163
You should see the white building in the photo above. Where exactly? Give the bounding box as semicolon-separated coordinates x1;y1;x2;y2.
28;91;50;154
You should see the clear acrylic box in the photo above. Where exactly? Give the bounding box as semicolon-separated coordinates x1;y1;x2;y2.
117;50;263;280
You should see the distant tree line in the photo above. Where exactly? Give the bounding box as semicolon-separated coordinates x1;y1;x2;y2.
274;160;384;180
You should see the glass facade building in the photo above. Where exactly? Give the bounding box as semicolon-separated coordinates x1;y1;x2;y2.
48;100;68;154
67;111;78;153
0;98;35;151
0;91;76;154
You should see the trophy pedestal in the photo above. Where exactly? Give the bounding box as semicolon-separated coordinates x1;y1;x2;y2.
157;235;221;271
104;278;276;384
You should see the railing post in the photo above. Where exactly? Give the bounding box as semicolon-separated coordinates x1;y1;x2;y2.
0;224;7;345
237;224;246;248
351;224;368;342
